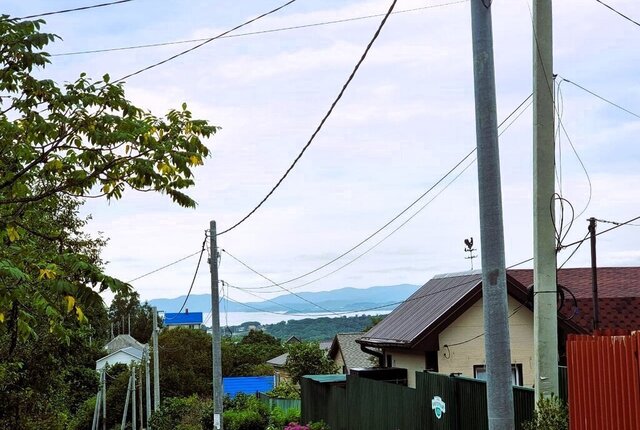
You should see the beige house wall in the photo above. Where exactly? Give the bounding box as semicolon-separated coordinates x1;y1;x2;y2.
384;349;424;388
437;296;534;386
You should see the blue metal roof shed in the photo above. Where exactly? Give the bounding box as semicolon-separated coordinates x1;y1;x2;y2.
164;312;203;326
223;376;274;397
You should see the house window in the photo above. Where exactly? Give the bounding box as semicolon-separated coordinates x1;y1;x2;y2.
473;364;523;386
386;354;393;368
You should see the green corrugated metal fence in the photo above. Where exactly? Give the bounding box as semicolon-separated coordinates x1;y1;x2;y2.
347;376;419;429
302;369;568;430
301;377;347;430
257;392;301;411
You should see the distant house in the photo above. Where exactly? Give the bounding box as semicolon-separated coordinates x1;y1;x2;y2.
164;310;203;329
105;334;145;354
96;346;144;371
328;333;378;374
266;339;333;386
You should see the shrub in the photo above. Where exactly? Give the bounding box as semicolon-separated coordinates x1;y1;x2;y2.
308;420;330;430
267;381;300;400
269;407;301;428
523;395;568;430
149;396;209;430
223;409;268;430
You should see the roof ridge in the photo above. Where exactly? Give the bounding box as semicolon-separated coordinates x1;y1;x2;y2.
433;270;482;279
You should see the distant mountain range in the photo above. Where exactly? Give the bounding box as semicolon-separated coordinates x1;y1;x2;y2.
148;284;420;314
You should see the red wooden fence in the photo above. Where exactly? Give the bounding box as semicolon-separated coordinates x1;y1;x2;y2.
567;330;640;430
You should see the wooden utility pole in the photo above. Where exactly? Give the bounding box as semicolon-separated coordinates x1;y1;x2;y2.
588;217;600;331
209;221;223;429
533;0;559;400
470;0;515;428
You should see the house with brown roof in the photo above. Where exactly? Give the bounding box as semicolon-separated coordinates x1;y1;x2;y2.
356;267;640;389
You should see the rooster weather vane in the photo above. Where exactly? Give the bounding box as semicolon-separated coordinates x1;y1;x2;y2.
464;237;477;270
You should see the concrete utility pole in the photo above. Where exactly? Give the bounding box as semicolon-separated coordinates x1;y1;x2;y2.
102;368;107;430
532;0;559;400
121;370;133;430
152;306;160;411
209;221;223;430
145;346;151;429
132;366;137;430
469;1;514;429
588;218;599;331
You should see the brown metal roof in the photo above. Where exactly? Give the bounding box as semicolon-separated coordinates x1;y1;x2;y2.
358;272;483;348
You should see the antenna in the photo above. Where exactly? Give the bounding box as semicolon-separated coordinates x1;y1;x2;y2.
464;237;477;270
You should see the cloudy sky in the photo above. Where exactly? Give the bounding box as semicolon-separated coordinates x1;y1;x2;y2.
6;0;639;307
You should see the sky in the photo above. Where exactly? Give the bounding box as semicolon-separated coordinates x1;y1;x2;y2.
5;0;640;307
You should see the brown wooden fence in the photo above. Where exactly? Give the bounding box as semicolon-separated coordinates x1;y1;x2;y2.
567;331;640;430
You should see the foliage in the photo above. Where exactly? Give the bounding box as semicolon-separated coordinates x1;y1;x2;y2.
522;395;568;430
308;421;331;430
157;327;212;398
262;315;380;341
267;380;300;400
206;393;269;430
109;289;160;343
0;14;216;344
363;315;385;332
222;331;285;377
284;342;338;384
149;396;209;430
268;407;301;429
0;14;215;429
0;300;105;430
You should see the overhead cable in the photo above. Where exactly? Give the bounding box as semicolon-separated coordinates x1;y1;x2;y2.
220;248;341;316
558;76;640;120
229;93;533;292
171;234;208;315
594;0;640;28
216;0;399;236
126;249;202;283
52;1;468;57
17;0;133;20
114;0;298;83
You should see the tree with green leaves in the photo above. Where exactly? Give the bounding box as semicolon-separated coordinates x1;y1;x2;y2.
0;15;216;429
108;289;159;343
284;342;338;384
0;15;217;343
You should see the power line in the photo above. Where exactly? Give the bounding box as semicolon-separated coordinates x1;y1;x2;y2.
169;234;208;316
126;249;202;283
226;93;533;292
216;0;399;236
595;0;640;28
52;1;468;57
17;0;133;20
562;213;640;248
594;217;640;228
557;76;640;120
222;280;307;313
220;248;341;316
114;0;298;83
